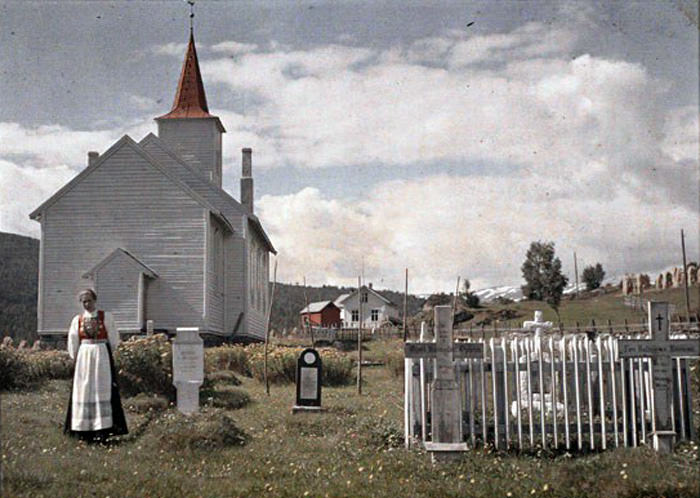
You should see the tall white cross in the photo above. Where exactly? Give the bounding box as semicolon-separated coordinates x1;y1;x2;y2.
619;301;700;453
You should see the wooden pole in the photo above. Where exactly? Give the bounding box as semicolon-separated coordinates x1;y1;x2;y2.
303;276;314;346
357;276;363;395
573;251;580;298
403;268;408;342
263;259;278;396
452;276;461;325
681;229;691;318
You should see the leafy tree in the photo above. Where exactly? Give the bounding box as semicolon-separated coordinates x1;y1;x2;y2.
460;279;480;308
581;263;606;291
521;241;568;318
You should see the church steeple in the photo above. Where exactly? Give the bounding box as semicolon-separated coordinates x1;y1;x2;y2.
157;31;215;120
155;26;225;186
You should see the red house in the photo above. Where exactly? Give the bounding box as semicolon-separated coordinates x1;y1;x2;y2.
300;301;342;328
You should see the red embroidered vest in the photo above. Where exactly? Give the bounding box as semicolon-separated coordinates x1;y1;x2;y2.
78;310;108;341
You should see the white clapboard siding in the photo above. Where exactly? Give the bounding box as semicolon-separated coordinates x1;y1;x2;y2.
91;251;146;331
245;228;268;340
405;334;697;451
158;119;222;187
206;214;225;333
39;143;206;333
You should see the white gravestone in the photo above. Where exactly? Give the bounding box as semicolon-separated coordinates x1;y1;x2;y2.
405;307;483;461
172;327;204;415
619;302;700;453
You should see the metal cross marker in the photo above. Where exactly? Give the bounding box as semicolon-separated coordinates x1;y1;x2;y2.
405;306;484;461
619;301;700;453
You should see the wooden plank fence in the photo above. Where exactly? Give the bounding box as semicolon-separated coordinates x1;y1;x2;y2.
405;333;698;451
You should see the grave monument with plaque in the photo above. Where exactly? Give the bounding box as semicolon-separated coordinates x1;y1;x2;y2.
172;327;204;415
292;348;323;413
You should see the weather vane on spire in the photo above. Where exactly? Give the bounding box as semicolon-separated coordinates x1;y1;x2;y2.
186;0;195;31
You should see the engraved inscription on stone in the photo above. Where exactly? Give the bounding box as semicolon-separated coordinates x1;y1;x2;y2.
300;367;318;399
173;346;204;383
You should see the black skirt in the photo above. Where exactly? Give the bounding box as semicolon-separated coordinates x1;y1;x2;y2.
64;343;128;441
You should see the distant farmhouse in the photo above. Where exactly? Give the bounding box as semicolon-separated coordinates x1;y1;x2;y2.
299;301;342;329
334;284;399;329
29;32;275;343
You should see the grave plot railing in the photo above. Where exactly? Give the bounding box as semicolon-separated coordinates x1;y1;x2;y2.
405;334;697;451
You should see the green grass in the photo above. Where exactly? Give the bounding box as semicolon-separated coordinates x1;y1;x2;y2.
2;337;699;497
468;285;700;330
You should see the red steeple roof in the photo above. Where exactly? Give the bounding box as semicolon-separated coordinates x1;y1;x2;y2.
157;31;216;120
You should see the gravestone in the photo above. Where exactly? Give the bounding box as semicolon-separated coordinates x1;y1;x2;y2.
619;302;700;453
146;320;154;336
405;306;483;461
172;327;204;415
292;348;323;413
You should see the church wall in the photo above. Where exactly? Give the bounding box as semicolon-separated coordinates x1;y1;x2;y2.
225;225;246;335
245;226;269;340
39;145;206;335
93;255;141;331
205;214;225;333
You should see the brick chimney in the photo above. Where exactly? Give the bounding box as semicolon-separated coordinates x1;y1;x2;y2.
88;151;99;167
241;148;253;213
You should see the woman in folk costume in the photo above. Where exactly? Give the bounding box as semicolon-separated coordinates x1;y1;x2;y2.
64;289;128;441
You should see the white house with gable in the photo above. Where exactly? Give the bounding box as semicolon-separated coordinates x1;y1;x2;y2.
29;30;275;343
334;284;399;329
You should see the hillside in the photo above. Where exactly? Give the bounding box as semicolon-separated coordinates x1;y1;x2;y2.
270;282;425;331
0;232;39;342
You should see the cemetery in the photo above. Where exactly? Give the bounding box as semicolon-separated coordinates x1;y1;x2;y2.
1;3;698;497
1;286;698;497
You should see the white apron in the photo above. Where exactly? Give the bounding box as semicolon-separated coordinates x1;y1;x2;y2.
71;339;113;431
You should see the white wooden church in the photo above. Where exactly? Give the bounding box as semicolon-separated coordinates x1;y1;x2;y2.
30;31;275;342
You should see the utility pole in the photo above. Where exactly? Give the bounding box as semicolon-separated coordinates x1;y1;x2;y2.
681;229;691;318
357;276;363;395
573;251;580;298
403;268;408;342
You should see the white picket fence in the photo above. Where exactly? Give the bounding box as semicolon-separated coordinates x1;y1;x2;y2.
405;333;697;451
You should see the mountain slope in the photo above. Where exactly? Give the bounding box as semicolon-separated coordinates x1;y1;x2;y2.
0;232;39;342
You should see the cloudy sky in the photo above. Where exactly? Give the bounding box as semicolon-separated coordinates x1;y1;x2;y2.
1;1;698;294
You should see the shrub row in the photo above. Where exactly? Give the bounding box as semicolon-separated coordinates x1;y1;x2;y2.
0;348;72;390
206;344;354;386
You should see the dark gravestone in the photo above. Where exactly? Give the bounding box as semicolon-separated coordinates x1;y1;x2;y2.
292;348;323;413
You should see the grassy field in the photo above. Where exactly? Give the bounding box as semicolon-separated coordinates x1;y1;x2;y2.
2;336;699;498
463;285;700;330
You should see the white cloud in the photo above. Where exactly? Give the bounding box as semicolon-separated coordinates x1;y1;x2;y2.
201;29;696;212
152;42;188;57
0;160;75;237
0;120;154;169
210;41;258;55
258;177;698;294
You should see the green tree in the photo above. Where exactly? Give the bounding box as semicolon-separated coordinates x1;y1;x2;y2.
521;241;568;318
460;279;481;308
581;263;606;291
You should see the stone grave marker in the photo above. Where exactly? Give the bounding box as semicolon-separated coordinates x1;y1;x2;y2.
292;348;323;413
172;327;204;415
619;301;700;453
405;306;483;461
